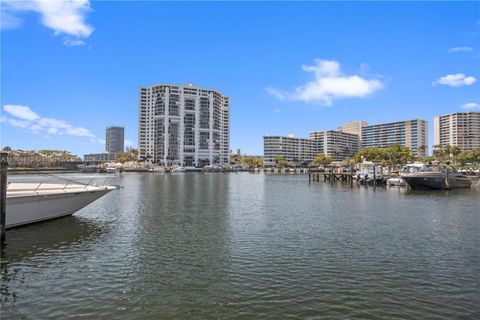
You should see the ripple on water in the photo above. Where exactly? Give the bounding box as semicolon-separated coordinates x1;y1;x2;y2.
1;173;479;319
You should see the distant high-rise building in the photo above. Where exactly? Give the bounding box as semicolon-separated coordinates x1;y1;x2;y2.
362;119;428;157
263;135;317;166
434;112;480;151
138;83;230;167
263;130;360;166
106;126;125;154
309;130;360;161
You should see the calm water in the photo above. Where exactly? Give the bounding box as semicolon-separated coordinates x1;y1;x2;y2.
1;173;480;319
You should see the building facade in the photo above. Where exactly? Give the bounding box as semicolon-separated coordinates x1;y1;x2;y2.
263;135;317;166
84;153;116;162
434;112;480;151
338;121;368;137
106;126;125;154
138;83;230;167
361;119;428;157
309;130;361;161
263;131;360;166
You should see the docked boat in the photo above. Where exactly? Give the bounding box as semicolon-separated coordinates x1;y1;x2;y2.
171;165;186;173
357;168;383;184
105;166;117;173
402;165;472;190
386;177;407;186
105;163;120;173
149;165;166;173
6;180;117;228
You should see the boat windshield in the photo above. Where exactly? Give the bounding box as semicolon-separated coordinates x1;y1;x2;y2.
418;165;457;173
403;164;426;173
418;166;441;172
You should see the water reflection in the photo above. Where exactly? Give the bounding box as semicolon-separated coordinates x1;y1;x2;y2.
1;216;105;307
2;216;105;262
1;173;479;319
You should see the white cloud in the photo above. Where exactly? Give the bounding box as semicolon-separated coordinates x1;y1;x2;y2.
62;38;86;47
448;47;473;53
266;87;287;100
7;118;30;129
3;104;40;120
462;102;480;110
1;0;93;44
125;140;133;147
433;73;477;87
267;59;383;105
98;139;106;145
2;104;95;137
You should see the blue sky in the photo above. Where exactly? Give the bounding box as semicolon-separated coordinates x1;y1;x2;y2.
1;1;479;156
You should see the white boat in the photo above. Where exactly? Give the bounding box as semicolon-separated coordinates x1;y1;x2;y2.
6;181;116;228
105;163;120;173
386;177;407;186
105;166;118;173
149;165;166;173
171;165;186;173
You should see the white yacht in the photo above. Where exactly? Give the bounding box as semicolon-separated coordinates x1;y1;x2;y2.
6;181;116;228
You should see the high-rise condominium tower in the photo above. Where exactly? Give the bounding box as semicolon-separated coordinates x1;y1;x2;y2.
361;119;428;157
106;126;124;154
434;112;480;151
138;83;230;167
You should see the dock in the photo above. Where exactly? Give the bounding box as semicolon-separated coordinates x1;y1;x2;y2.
308;169;354;182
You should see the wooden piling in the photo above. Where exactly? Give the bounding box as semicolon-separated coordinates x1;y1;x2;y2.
1;152;7;250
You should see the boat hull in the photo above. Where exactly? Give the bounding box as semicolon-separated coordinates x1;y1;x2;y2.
403;175;472;190
386;178;407;186
6;188;113;228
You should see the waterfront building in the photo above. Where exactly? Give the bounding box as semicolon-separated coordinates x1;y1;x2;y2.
138;83;230;167
338;121;368;137
434;112;480;151
264;130;360;165
83;153;116;162
361;119;428;157
309;130;360;161
106;126;124;154
263;135;317;166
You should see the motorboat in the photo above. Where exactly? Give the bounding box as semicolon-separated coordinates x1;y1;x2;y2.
105;163;120;173
386;177;407;186
171;165;186;173
149;165;166;173
6;179;117;228
402;165;472;190
403;163;426;173
105;166;118;173
386;164;425;186
357;168;382;184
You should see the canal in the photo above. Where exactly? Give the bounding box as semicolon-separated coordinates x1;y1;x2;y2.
1;173;479;319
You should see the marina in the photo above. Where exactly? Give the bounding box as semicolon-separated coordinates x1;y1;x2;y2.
1;1;479;319
1;173;479;319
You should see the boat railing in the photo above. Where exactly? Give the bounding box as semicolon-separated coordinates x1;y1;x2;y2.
8;174;113;194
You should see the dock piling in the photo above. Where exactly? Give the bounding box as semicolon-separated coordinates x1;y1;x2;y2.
1;152;7;250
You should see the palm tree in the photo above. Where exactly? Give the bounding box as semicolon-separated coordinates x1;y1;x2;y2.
314;153;332;166
274;155;286;168
450;146;461;164
418;144;427;157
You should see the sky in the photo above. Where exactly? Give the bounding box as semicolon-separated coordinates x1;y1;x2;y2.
1;1;479;157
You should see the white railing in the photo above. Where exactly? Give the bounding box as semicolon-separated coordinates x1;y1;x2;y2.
7;173;113;195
